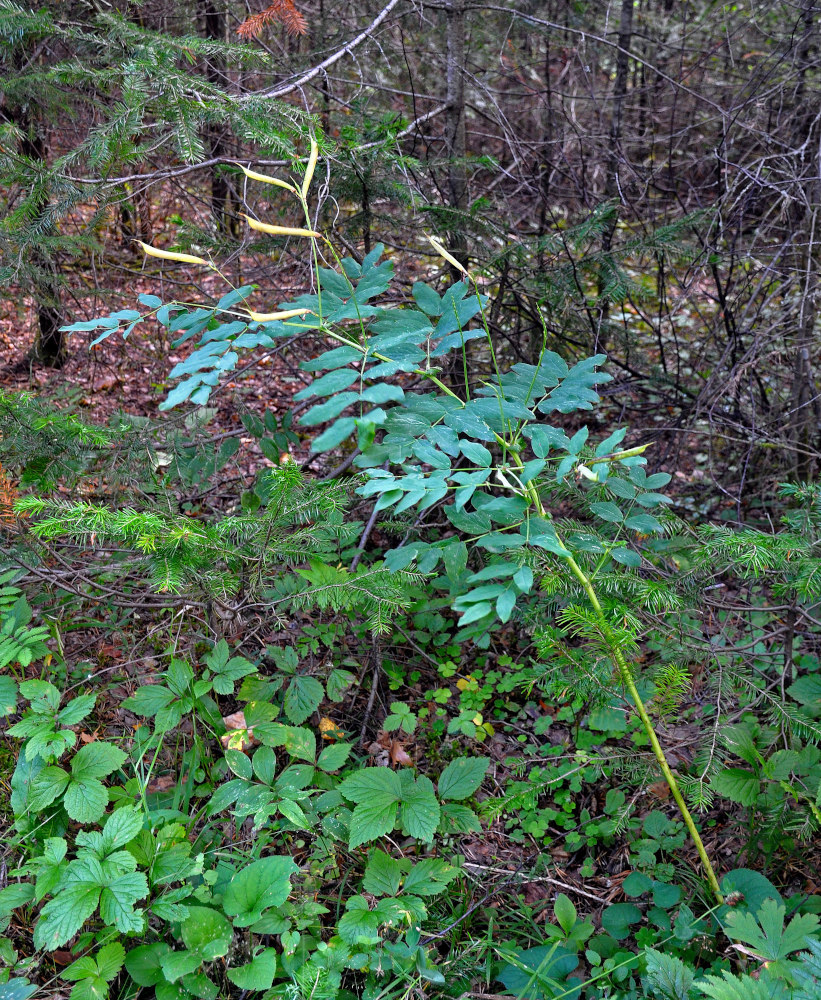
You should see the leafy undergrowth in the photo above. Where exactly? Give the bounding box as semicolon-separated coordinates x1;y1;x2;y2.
1;561;820;1000
1;156;821;1000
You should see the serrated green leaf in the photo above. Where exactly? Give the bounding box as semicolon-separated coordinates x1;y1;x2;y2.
29;766;71;812
326;669;355;702
99;871;148;933
438;757;489;800
362;850;402;897
712;768;760;807
94;942;126;982
349;799;399;849
64;778;109;824
57;694;96;727
122;685;176;717
439;803;481;833
317;742;352;772
403;859;459;896
284;675;324;725
34;882;101;950
400;776;439;841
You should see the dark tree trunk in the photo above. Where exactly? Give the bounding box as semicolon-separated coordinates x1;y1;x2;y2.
20;108;65;366
201;0;238;236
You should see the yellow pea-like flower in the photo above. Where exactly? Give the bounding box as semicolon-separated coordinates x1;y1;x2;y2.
242;214;320;238
135;241;209;265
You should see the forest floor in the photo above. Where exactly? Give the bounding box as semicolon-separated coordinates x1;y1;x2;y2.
1;267;819;998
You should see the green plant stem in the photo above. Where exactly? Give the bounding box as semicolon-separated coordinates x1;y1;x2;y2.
565;554;723;903
513;451;724;904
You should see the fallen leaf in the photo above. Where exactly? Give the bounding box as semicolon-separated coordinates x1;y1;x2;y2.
367;729;392;766
220;710;258;750
146;774;177;793
319;716;345;740
389;740;413;766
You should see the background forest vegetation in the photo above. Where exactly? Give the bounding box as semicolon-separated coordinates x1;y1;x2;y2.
1;0;821;998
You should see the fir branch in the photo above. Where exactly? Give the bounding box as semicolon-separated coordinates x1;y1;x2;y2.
237;0;308;38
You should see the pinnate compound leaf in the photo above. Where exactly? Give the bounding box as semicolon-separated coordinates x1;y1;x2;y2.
625;513;663;534
438;757;489;800
222;857;298;926
590;501;624;523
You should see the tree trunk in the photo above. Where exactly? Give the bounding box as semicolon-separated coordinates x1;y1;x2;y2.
2;51;66;365
201;0;237;236
22;116;65;365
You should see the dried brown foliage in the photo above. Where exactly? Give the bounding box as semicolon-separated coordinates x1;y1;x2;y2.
0;464;19;526
237;0;307;38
